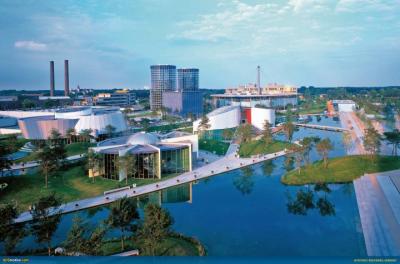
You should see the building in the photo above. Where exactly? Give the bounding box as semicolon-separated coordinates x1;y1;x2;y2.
193;105;275;132
10;107;127;140
150;65;176;110
178;68;199;91
88;131;197;181
211;83;298;109
162;67;203;117
94;89;136;106
0;96;18;110
332;100;356;112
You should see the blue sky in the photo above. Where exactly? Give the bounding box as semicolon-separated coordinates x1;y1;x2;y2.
1;0;400;90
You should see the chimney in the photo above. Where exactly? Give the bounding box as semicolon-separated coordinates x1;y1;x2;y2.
64;60;69;96
257;65;261;95
50;61;55;96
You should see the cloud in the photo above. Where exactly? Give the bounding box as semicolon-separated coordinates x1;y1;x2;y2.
336;0;399;12
14;40;47;51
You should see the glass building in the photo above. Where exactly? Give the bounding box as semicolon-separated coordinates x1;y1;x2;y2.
89;132;195;181
177;68;199;91
150;65;176;110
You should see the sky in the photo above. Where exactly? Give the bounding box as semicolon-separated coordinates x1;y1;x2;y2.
1;0;400;90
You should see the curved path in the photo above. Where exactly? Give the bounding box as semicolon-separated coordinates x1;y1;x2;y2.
14;146;289;224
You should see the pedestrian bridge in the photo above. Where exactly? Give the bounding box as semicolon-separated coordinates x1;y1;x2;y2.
294;123;348;132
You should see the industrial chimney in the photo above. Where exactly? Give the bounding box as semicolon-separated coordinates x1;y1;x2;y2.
50;61;55;96
64;60;69;96
257;65;261;95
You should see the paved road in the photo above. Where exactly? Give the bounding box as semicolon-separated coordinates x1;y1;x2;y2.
14;147;289;224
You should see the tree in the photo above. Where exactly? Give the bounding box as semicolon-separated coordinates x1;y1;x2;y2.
0;145;12;177
49;129;67;167
0;203;26;255
363;127;381;159
262;121;273;144
138;203;174;256
316;138;334;168
37;145;58;188
198;115;211;136
107;197;139;251
288;144;304;174
118;154;137;184
64;216;106;256
383;129;400;156
300;136;320;166
105;124;116;138
222;129;233;141
66;128;76;144
282;121;295;142
79;129;93;142
237;124;252;143
87;149;103;182
22;99;36;109
30;193;62;256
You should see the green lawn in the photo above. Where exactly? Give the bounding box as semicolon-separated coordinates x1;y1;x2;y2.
281;155;400;185
199;138;230;156
0;164;165;211
18;142;95;163
102;233;205;256
239;139;293;158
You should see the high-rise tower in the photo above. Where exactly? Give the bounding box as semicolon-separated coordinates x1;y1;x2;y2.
177;68;199;91
150;65;176;110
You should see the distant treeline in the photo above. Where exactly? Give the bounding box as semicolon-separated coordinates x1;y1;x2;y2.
298;86;400;95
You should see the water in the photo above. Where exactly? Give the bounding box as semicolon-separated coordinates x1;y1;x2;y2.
9;119;366;256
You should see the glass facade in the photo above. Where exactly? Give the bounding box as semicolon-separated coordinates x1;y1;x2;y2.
99;145;190;180
177;68;199;91
150;65;176;110
161;146;190;175
214;95;298;109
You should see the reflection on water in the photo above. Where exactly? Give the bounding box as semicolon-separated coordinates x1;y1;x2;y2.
233;167;255;195
286;183;335;216
137;183;193;208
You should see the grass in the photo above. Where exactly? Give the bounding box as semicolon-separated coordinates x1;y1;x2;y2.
281;155;400;185
239;139;293;158
102;233;205;256
18;142;95;163
199;138;230;156
0;163;167;211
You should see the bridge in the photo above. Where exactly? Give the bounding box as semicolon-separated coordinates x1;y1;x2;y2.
13;146;290;224
294;123;348;132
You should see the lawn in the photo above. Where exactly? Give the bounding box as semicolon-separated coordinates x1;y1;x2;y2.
102;233;205;256
0;164;165;211
199;138;230;156
239;139;293;158
18;142;95;163
281;155;400;185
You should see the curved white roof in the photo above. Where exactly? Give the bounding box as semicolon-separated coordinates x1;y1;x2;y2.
127;132;159;145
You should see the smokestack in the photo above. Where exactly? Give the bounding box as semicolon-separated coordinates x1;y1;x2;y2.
50;61;55;96
257;65;261;95
64;60;69;96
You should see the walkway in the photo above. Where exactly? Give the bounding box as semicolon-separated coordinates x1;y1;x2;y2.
14;148;289;224
294;122;348;132
341;111;400;256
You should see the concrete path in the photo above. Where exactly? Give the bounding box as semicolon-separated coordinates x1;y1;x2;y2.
294;122;348;132
14;148;289;224
341;111;400;256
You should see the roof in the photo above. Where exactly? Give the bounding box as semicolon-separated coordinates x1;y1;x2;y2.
211;93;298;98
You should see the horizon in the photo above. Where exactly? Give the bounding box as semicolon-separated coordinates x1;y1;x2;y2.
1;0;400;90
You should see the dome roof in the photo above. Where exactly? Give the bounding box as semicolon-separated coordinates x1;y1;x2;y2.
127;132;159;145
